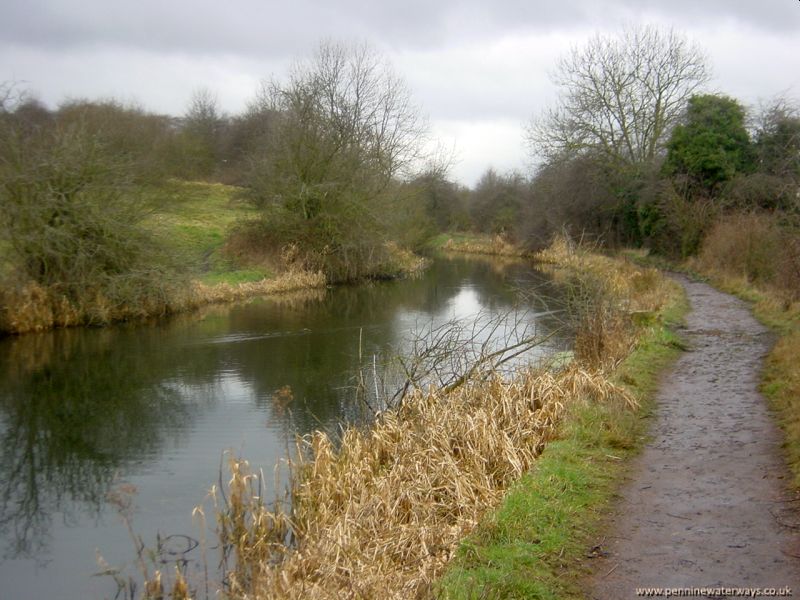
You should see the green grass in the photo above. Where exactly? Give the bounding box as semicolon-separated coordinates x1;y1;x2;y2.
425;232;527;257
426;232;481;250
624;247;800;486
141;179;266;284
436;282;689;600
617;248;678;273
199;268;275;286
689;273;800;485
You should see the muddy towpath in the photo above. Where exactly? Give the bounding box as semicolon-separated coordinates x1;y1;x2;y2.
587;277;800;598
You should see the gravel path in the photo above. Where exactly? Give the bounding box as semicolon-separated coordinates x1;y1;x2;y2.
587;277;800;599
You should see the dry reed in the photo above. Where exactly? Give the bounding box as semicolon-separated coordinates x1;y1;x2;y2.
535;235;670;315
133;237;668;599
210;367;634;600
178;269;325;310
692;212;800;301
442;235;527;257
383;241;429;276
0;269;326;335
535;235;675;369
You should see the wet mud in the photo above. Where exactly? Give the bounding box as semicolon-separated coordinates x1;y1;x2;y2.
587;277;800;598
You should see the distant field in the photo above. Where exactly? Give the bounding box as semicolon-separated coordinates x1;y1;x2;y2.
0;240;12;279
426;232;477;250
427;231;528;257
142;180;271;285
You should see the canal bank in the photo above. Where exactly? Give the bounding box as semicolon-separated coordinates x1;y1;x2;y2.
0;255;568;600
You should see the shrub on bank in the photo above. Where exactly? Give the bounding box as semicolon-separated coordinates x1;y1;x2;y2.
695;212;800;300
131;238;679;599
0;269;326;334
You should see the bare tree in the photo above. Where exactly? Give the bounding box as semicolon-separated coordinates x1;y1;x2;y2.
291;41;426;179
720;95;800;212
469;168;530;236
180;87;223;177
242;41;430;281
258;41;428;202
0;81;27;114
752;95;800;180
528;25;710;167
185;88;221;136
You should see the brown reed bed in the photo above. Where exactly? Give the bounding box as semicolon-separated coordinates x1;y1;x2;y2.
535;235;671;315
0;269;326;335
128;236;672;599
179;367;634;600
535;235;676;369
181;269;325;308
441;234;528;257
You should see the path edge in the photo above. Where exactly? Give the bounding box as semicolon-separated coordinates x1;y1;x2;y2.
435;270;690;599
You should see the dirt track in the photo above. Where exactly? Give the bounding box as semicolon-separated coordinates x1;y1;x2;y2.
587;277;800;598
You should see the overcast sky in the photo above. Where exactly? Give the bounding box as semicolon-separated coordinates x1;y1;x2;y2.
2;0;799;185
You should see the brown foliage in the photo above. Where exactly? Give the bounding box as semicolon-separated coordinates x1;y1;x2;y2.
696;212;800;300
0;270;326;334
203;367;634;600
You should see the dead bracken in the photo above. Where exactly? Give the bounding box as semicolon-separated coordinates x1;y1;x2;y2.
0;268;326;334
136;238;675;599
209;367;635;599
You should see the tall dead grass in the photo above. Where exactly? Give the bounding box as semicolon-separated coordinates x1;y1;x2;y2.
131;237;670;599
195;367;635;600
180;269;325;309
693;212;800;301
536;236;670;314
0;269;326;335
442;234;527;257
536;235;675;368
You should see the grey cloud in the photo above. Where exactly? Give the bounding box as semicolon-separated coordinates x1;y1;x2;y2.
479;0;800;34
1;0;797;60
631;0;800;33
2;0;797;186
0;0;446;58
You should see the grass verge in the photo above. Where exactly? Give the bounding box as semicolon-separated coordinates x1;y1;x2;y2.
436;248;689;600
428;233;528;257
126;239;685;599
142;179;269;285
681;271;800;486
622;246;800;487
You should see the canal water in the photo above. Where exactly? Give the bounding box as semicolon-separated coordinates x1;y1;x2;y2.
0;255;570;599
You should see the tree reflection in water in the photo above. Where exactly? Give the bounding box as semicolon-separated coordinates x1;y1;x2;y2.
0;257;569;573
0;328;194;559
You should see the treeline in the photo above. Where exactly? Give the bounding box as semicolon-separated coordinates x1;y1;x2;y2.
449;91;800;252
1;29;798;333
443;26;799;298
0;42;446;332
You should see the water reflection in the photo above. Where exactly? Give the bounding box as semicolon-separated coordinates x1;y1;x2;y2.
0;256;569;598
0;329;195;559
